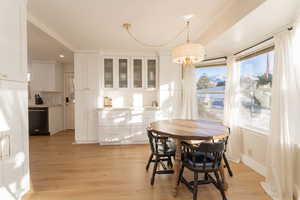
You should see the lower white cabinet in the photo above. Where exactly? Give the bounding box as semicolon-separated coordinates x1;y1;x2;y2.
0;80;30;199
98;108;159;145
49;106;64;135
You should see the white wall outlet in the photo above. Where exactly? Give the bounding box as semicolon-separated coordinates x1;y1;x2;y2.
0;135;11;160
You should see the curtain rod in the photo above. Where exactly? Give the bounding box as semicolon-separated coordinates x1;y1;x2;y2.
233;27;293;56
202;56;227;62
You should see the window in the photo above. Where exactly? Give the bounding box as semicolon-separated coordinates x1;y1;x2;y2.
239;50;274;131
196;66;227;122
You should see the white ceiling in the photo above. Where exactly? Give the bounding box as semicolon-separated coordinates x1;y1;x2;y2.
27;0;281;60
27;0;235;52
206;0;300;58
27;22;74;64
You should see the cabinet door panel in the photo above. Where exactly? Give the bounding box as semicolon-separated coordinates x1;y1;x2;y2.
104;58;114;88
0;81;29;198
147;59;157;88
75;53;100;91
75;54;88;90
118;59;128;88
133;59;143;88
0;0;26;82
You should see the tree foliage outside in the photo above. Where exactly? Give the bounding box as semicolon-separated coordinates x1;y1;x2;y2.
257;74;272;88
197;73;216;89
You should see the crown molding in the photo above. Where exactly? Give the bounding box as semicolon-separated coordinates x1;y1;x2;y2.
27;13;76;51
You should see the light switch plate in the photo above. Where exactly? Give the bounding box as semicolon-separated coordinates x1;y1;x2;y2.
0;135;11;160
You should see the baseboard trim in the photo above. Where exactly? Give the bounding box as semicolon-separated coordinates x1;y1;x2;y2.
241;154;267;176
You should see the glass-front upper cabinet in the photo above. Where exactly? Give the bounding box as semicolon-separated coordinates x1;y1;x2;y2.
104;58;114;88
133;59;143;88
147;59;157;88
119;59;128;88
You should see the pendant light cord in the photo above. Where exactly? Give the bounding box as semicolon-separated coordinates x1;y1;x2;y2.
123;22;189;48
186;21;190;43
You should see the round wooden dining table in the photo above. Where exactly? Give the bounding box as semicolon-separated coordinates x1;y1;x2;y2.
148;119;229;197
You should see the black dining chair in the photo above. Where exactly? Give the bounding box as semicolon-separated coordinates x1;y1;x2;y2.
223;127;233;177
178;140;227;200
146;129;176;185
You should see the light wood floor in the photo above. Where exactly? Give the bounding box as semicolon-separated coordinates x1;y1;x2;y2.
23;130;270;200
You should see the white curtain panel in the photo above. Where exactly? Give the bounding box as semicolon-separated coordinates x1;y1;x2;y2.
180;64;199;120
223;57;242;163
261;22;300;200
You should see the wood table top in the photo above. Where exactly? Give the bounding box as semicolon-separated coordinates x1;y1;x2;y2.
149;119;228;140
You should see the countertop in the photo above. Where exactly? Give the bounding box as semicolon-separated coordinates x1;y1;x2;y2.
29;104;64;108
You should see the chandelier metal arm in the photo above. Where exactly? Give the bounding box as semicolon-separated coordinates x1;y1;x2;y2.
123;23;187;48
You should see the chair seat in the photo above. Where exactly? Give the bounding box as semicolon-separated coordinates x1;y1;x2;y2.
182;152;220;171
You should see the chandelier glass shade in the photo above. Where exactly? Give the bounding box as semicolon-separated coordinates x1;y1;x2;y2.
172;42;205;65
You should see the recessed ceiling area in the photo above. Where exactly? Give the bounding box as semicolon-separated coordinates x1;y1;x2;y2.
27;22;74;64
27;0;266;54
205;0;300;58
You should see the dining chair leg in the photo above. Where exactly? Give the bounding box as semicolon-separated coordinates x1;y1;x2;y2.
214;171;227;200
193;172;198;200
177;165;184;185
146;153;153;171
204;172;209;181
167;156;173;168
151;157;159;185
223;154;233;177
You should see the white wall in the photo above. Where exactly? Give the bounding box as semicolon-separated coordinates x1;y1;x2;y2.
240;128;300;199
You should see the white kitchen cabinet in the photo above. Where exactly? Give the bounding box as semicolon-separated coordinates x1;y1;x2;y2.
0;80;29;199
0;0;29;199
97;108;158;145
132;58;143;88
146;57;158;89
118;58;130;88
102;56;158;89
0;0;27;82
49;106;64;135
75;90;99;142
74;53;100;91
30;62;64;92
104;58;114;88
74;53;101;143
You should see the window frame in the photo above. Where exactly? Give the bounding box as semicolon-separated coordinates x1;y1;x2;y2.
237;47;274;133
195;64;227;123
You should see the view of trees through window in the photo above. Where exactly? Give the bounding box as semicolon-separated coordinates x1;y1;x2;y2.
239;51;274;131
196;66;227;122
196;50;274;131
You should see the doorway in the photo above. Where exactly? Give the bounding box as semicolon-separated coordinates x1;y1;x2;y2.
64;72;75;130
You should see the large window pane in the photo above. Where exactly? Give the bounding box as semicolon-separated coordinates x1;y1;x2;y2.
196;66;227;122
239;51;274;131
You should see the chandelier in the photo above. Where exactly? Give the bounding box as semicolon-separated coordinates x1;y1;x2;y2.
123;21;205;65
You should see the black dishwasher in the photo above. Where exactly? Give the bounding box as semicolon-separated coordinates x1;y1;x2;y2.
29;107;49;136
